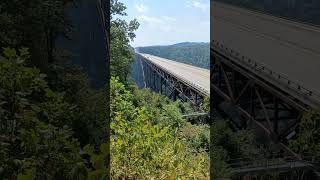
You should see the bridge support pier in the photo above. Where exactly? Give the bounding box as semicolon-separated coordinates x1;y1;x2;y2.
172;89;179;101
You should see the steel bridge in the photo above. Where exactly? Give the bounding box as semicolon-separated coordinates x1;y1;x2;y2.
137;53;210;107
211;1;320;161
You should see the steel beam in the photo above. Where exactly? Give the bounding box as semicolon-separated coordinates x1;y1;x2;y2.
138;54;207;108
211;48;307;158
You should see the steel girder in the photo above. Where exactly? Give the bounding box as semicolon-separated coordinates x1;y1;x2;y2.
211;48;310;158
138;55;206;108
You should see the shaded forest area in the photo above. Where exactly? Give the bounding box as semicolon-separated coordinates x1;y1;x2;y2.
137;42;210;69
0;0;211;179
216;0;320;25
0;0;110;178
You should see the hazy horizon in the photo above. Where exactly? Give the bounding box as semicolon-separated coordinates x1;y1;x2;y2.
133;41;209;48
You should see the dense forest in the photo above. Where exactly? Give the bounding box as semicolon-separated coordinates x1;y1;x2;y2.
216;0;320;25
0;0;211;179
0;0;109;178
137;42;210;69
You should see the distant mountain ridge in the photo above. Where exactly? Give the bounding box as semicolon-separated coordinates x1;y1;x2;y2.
136;42;209;69
171;42;208;47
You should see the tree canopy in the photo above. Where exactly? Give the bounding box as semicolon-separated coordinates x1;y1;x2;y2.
110;0;139;83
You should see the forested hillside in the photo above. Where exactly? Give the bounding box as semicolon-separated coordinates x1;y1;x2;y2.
137;42;210;69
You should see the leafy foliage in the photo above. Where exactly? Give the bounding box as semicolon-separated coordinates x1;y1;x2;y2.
0;0;74;69
210;121;262;179
110;77;209;179
289;111;320;161
0;48;88;179
0;0;110;179
110;0;139;82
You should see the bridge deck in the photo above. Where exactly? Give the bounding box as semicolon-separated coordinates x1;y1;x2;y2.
211;1;320;108
139;53;210;96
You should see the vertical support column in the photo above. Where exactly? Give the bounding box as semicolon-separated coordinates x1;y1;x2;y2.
274;97;279;136
150;67;153;89
173;89;178;101
160;77;163;94
218;63;222;89
146;63;148;88
163;78;166;96
250;87;255;116
247;86;255;129
153;70;156;91
157;73;160;93
195;93;198;106
232;69;237;97
145;63;148;88
211;55;220;111
147;65;150;88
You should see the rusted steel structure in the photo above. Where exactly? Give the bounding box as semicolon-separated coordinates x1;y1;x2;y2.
210;40;320;157
137;53;209;107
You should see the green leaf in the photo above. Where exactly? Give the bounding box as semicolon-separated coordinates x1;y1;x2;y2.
3;48;17;59
19;48;30;59
100;143;109;154
84;145;94;156
17;170;33;180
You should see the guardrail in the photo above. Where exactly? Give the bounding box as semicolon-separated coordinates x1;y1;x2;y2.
227;155;318;173
212;40;320;107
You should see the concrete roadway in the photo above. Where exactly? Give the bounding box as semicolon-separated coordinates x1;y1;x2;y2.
139;53;210;96
211;1;320;106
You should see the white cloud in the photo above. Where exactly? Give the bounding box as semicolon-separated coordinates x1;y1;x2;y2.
186;0;209;12
138;15;163;24
162;16;177;22
137;15;176;32
135;4;149;13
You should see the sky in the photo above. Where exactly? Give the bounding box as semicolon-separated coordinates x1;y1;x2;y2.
120;0;210;47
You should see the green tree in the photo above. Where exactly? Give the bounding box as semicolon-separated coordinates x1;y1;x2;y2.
0;0;74;70
210;121;262;179
289;111;320;161
0;48;88;179
110;0;139;82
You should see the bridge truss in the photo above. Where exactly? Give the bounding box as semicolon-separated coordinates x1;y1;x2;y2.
138;54;207;108
210;41;313;157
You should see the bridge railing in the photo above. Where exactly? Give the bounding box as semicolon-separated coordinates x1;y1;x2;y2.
227;155;317;173
212;40;320;106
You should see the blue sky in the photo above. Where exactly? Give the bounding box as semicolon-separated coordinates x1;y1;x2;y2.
120;0;210;47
